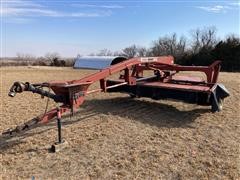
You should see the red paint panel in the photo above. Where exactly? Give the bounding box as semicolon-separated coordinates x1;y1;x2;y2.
139;82;211;92
171;75;205;83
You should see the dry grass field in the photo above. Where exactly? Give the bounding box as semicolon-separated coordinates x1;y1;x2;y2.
0;66;239;179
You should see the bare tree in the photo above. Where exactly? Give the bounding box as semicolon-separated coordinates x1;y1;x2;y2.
176;36;187;57
16;53;36;66
96;49;113;56
45;52;65;66
137;46;148;57
225;34;240;46
16;53;35;61
45;52;60;61
151;33;186;58
122;44;138;58
191;26;217;54
113;51;123;56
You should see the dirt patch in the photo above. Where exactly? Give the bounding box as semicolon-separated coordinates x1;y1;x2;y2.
0;67;239;179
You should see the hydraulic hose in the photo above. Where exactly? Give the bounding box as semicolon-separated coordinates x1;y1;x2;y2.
8;82;65;103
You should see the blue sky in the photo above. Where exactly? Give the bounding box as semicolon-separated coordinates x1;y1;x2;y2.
1;0;240;57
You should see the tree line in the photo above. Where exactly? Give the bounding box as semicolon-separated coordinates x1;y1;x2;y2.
3;26;239;71
94;27;240;72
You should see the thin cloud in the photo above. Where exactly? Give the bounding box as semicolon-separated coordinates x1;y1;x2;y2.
71;4;124;9
3;0;44;8
196;5;230;13
228;2;240;6
1;0;112;19
71;11;111;17
228;2;240;10
1;7;59;17
2;7;111;18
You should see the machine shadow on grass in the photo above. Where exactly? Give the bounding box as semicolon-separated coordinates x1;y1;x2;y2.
81;97;209;128
0;96;209;152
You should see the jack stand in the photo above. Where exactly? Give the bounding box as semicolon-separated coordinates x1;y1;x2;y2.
50;108;68;153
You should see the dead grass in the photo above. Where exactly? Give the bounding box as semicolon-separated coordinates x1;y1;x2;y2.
0;66;239;179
